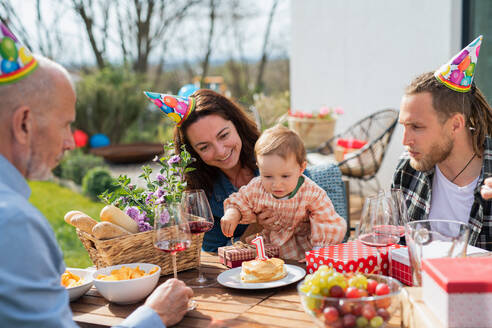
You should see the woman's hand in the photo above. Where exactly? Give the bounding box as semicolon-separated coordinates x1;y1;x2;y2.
256;208;281;231
481;177;492;200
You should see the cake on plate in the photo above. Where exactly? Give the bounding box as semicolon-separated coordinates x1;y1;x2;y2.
240;258;287;283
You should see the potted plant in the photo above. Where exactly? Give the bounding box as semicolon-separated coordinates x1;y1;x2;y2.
287;106;344;149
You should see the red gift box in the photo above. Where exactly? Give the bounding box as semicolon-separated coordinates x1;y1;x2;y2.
218;242;280;268
422;257;492;328
305;241;403;275
389;247;413;286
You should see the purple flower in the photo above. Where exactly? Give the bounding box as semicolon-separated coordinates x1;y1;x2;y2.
125;206;140;220
156;187;165;198
138;221;152;232
157;174;166;183
128;184;135;191
167;155;181;166
159;209;170;225
145;192;154;204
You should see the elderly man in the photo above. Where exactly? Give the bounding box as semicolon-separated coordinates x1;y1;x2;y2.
0;24;192;327
393;36;492;251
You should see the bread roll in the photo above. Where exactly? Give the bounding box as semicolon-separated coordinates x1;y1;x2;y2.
70;213;98;234
64;210;83;224
92;221;131;240
100;205;139;233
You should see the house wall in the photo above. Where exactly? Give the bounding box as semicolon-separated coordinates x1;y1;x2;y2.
290;0;462;190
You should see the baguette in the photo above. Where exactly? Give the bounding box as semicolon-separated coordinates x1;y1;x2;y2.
100;205;139;233
64;210;83;224
70;213;98;235
92;221;131;240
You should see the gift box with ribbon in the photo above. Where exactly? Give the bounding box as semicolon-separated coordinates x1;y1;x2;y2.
422;256;492;328
218;242;280;268
334;138;367;162
305;241;403;275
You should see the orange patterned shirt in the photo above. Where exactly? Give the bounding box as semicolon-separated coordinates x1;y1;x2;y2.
224;175;347;260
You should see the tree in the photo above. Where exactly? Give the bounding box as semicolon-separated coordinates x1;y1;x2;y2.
70;0;200;74
255;0;279;94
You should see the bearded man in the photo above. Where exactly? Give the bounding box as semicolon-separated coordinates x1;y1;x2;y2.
393;36;492;251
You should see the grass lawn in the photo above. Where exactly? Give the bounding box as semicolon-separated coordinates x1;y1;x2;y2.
28;181;104;268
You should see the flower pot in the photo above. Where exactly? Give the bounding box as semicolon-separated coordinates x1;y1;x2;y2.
288;117;336;149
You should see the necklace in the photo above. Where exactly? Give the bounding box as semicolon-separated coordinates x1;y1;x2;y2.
450;153;477;183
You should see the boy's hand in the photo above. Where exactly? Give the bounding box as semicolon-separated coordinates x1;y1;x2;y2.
221;208;241;237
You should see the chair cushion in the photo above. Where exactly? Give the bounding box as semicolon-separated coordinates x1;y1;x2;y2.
304;163;349;241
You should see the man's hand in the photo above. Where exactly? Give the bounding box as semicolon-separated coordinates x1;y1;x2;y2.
256;208;281;231
221;208;241;237
145;278;193;327
481;177;492;200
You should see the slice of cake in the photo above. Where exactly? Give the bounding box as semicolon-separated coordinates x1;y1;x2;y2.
240;258;287;283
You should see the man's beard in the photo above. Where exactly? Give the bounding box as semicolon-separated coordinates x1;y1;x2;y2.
409;136;453;172
24;138;56;180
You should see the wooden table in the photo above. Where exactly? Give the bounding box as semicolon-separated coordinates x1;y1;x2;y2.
71;252;402;327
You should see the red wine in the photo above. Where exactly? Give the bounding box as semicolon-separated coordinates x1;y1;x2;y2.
188;220;213;234
359;233;400;247
155;240;191;253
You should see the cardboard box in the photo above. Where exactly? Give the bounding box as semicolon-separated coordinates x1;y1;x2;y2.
305;240;403;275
422;257;492;328
390;247;413;286
218;243;279;268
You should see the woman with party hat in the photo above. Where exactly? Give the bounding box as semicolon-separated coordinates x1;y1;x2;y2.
144;89;261;251
393;35;492;251
144;89;347;252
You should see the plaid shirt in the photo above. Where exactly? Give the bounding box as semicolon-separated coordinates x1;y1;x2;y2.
224;175;347;260
392;136;492;251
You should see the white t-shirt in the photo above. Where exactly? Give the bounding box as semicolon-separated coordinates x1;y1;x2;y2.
429;165;479;236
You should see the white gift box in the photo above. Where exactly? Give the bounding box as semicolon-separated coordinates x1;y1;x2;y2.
422;257;492;328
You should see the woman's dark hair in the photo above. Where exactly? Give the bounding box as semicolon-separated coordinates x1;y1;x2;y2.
174;89;260;194
406;71;492;155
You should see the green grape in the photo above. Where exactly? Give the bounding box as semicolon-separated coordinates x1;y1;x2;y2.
356;316;369;327
304;274;313;284
311;275;321;287
309;284;321;295
327;272;348;291
370;316;384;327
304;293;321;311
321;287;331;296
349;274;368;290
300;283;310;293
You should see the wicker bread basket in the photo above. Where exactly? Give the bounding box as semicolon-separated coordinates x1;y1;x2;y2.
76;229;203;276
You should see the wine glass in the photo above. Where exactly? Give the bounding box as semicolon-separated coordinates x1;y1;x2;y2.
181;189;215;288
153;202;192;279
356;191;401;247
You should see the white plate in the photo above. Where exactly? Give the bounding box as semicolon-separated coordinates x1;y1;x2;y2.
217;264;306;289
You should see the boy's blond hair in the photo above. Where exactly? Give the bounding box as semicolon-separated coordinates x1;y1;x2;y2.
254;124;306;165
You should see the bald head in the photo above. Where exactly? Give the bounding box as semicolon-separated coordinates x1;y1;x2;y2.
0;55;74;119
0;55;76;179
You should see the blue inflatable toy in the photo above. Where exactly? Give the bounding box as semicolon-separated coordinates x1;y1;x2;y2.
90;134;110;148
178;84;199;98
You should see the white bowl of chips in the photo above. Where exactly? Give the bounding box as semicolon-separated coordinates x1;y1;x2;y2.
62;268;94;302
93;263;161;304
